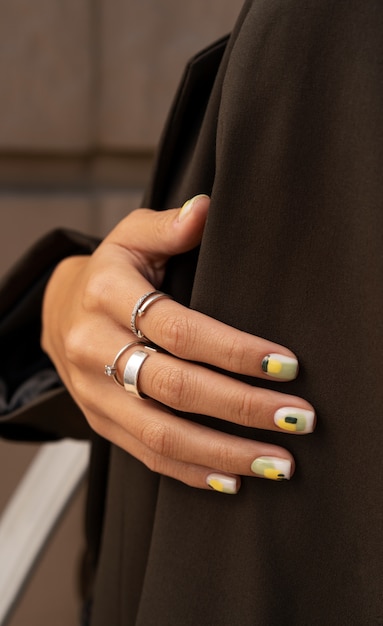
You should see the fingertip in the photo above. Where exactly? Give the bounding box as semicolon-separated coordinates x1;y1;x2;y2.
273;407;316;434
178;194;210;222
250;454;295;481
261;353;299;381
206;472;241;494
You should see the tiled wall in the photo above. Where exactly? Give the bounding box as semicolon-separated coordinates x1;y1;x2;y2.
0;1;243;624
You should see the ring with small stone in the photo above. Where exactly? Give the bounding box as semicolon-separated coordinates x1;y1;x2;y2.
104;340;152;388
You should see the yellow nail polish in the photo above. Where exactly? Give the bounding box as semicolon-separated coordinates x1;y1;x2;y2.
206;473;239;494
250;457;292;481
261;354;298;380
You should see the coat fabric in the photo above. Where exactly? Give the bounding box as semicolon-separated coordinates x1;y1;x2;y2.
1;0;382;624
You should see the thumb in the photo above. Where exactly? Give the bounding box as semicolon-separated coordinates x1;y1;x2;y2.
111;194;210;259
171;193;211;253
101;194;210;291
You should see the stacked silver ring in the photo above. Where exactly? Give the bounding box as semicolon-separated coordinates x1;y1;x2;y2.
105;290;172;398
130;290;170;339
104;340;157;397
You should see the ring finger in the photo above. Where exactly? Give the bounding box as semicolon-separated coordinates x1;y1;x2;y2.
88;382;295;485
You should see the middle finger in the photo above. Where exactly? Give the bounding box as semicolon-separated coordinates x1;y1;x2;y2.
117;345;316;434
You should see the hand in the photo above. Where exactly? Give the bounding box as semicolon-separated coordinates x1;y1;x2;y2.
42;195;315;494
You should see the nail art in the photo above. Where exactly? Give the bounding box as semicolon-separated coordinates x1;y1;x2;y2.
274;407;315;433
261;354;298;380
250;456;292;481
206;474;239;494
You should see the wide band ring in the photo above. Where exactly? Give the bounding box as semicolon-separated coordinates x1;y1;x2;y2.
130;290;171;339
123;345;157;398
104;340;150;388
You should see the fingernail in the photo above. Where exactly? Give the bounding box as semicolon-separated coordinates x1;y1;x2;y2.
206;473;239;494
250;456;292;481
261;353;298;380
178;194;209;221
274;407;315;433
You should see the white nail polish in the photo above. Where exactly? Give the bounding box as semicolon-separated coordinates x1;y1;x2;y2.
206;473;239;494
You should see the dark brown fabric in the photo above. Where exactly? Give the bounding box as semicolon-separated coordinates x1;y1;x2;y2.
0;229;98;440
1;0;382;623
92;1;383;624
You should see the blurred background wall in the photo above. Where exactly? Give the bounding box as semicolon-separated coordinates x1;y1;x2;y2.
0;0;243;624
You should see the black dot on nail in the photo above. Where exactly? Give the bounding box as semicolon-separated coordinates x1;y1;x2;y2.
285;417;298;424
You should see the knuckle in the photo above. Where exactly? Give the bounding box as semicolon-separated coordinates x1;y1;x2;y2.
140;420;173;458
83;268;113;313
69;373;93;409
64;327;85;365
225;336;248;371
211;439;236;471
154;313;198;357
63;322;96;377
151;365;193;408
141;449;168;475
236;389;257;427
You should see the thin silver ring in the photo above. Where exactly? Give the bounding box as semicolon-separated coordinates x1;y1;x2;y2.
130;290;170;339
104;340;149;388
123;345;157;397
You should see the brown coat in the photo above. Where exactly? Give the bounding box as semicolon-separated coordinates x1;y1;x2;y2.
1;0;382;624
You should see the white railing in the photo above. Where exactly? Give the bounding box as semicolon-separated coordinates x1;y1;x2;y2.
0;440;90;625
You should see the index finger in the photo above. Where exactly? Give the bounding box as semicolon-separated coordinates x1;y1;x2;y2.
84;255;298;381
135;296;298;381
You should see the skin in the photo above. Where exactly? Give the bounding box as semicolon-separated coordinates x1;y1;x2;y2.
41;195;316;493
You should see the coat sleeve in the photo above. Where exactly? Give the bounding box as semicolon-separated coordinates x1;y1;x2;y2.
0;228;100;442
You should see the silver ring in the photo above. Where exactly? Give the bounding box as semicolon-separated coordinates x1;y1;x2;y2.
130;290;171;339
123;345;157;398
104;340;149;388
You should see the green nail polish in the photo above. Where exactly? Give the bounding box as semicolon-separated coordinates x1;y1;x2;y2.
251;456;292;481
274;407;315;433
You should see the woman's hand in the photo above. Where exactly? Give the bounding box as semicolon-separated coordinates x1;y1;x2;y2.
42;195;315;494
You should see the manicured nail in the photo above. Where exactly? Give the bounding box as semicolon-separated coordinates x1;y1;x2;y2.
274;407;315;433
250;456;292;481
261;353;298;380
178;194;209;221
206;473;239;494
